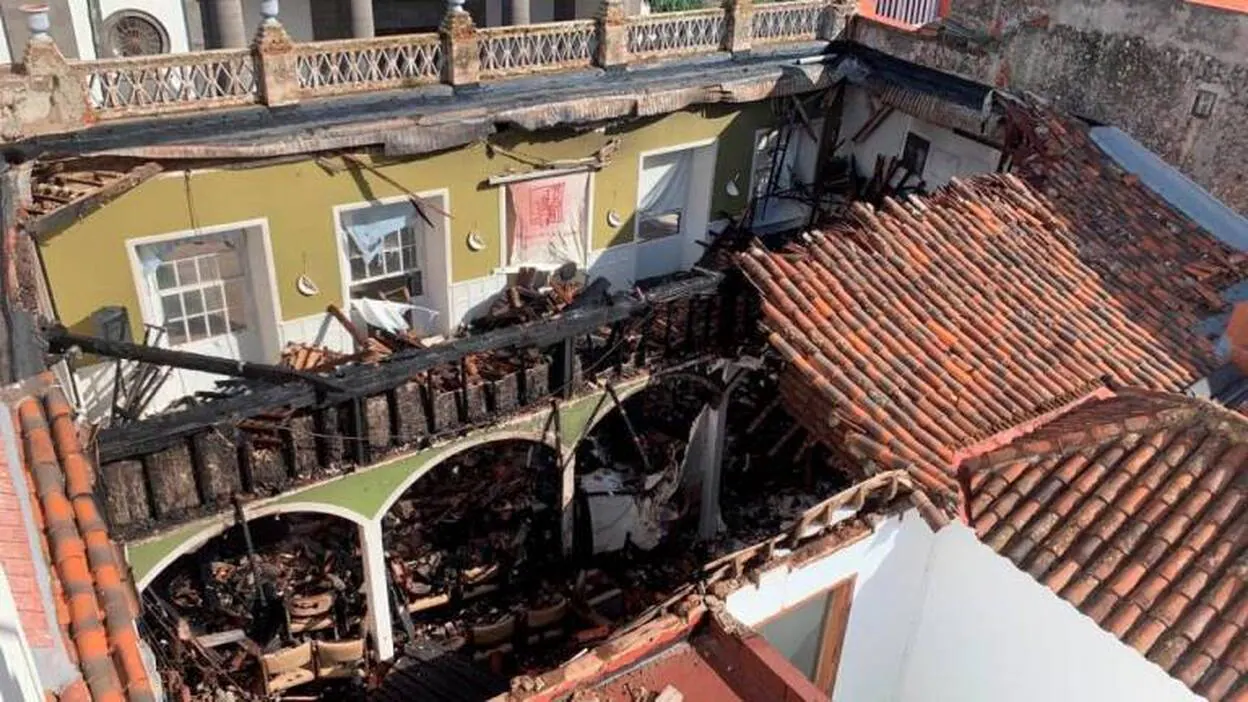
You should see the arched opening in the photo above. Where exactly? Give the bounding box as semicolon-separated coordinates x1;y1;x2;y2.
380;438;568;683
140;511;369;699
574;374;718;558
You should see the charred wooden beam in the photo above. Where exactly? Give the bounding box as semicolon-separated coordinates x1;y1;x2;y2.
28;163;164;239
96;272;723;462
45;324;345;392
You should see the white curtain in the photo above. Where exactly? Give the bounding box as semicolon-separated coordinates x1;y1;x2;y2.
639;149;694;219
352;298;440;335
342;201;416;266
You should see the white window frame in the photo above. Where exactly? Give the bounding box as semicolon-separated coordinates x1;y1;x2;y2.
748;121;823;229
332;190;453;332
125;218;282;358
149;249;245;345
632;137;718;243
341;207;425;295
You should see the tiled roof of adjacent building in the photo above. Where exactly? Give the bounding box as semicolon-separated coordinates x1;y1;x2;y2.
738;104;1248;501
964;390;1247;701
1004;102;1247;321
6;376;154;702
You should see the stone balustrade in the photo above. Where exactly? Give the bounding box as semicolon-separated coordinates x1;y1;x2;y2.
0;0;848;141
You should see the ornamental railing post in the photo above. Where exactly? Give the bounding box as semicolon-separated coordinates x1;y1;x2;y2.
596;0;629;70
441;0;480;88
253;0;301;106
725;0;753;55
8;4;89;137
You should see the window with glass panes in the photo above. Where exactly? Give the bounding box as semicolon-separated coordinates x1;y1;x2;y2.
346;223;423;298
150;247;247;345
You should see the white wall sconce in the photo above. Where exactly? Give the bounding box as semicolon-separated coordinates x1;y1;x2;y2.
606;209;622;228
466;230;486;251
725;174;741;198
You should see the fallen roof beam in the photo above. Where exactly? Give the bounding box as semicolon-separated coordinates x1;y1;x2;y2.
45;325;345;393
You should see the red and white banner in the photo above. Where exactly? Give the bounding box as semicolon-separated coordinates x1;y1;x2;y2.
506;172;589;267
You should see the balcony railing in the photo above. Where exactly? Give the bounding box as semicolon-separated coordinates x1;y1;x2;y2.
479;20;598;78
1;0;846;139
752;0;827;43
859;0;943;28
627;8;727;60
89;271;748;540
294;34;443;97
80;49;259;118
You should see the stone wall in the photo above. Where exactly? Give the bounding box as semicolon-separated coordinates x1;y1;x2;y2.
853;0;1248;214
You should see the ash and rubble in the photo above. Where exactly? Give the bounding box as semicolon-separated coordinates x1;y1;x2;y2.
140;360;847;701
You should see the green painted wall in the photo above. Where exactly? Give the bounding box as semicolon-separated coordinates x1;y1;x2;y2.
43;103;778;341
124;377;648;587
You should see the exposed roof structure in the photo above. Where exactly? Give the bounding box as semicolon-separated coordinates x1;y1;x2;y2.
737;103;1248;501
3;377;153;702
965;390;1247;701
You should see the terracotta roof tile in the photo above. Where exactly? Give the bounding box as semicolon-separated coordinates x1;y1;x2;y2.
967;391;1248;700
8;379;155;702
739;102;1248;509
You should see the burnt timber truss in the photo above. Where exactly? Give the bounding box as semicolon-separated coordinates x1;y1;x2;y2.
69;271;758;541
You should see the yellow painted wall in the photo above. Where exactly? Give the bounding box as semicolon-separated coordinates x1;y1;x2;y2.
42;102;780;339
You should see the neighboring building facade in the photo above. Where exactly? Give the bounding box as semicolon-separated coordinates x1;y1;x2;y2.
852;0;1248;213
0;0;197;61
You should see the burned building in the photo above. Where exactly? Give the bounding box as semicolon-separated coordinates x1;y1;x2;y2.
0;1;1245;701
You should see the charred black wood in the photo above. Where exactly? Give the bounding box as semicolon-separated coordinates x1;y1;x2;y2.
96;272;722;463
46;324;345;391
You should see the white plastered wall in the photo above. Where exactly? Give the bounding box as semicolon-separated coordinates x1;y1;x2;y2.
900;525;1199;702
724;512;1202;702
836;86;1001;191
726;511;938;702
0;565;45;702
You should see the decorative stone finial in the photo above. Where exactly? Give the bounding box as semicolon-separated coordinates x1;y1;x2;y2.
260;0;280;24
20;4;51;41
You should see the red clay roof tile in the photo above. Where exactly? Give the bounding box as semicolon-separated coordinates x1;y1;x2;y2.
967;391;1248;701
7;380;154;702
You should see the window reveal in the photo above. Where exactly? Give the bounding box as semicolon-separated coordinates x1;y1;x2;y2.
638;149;695;242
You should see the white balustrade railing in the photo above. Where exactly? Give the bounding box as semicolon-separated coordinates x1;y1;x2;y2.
20;2;849;130
479;20;598;79
294;34;443;96
871;0;940;26
627;8;727;60
752;0;825;43
81;49;258;118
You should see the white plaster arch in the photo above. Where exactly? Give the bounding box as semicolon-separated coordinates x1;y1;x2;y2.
373;430;563;521
135;501;371;591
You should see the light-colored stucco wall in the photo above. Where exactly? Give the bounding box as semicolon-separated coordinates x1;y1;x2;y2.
0;565;45;702
900;525;1199;702
725;513;1201;702
836;85;1001;189
726;511;937;701
42;104;770;344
